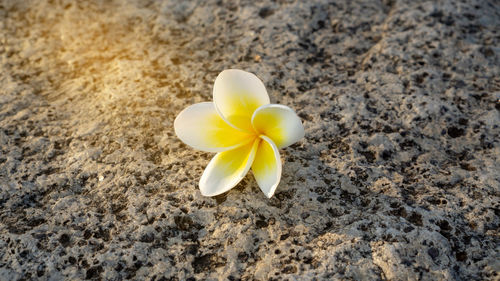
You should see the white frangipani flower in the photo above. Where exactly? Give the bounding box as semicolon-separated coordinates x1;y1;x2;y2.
174;69;304;198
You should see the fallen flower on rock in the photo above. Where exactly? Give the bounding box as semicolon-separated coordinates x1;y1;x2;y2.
174;69;304;198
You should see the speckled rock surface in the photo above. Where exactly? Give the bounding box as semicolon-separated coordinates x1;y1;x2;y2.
1;0;499;280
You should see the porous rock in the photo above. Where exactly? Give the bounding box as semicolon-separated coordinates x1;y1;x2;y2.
0;0;499;280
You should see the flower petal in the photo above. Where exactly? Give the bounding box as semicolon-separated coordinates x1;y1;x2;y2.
213;69;270;132
174;102;253;152
251;104;305;149
199;138;260;197
252;135;281;198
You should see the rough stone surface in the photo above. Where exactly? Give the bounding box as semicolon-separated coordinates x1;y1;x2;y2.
1;0;499;280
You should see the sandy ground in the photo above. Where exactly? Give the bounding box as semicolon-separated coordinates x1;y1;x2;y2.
0;0;499;280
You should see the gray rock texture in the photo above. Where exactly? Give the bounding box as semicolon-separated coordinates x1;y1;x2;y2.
1;0;499;280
